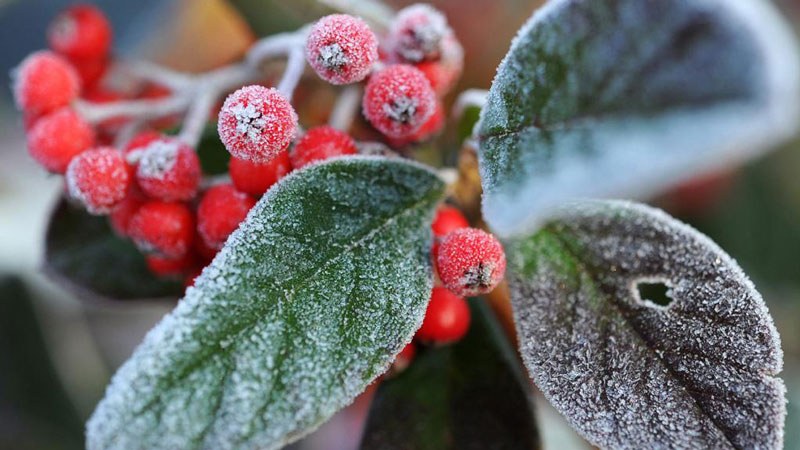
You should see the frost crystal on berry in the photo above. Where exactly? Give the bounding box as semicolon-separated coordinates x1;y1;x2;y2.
136;138;200;201
66;148;130;215
26;107;95;173
13;51;80;115
218;86;298;163
305;14;378;85
436;228;506;297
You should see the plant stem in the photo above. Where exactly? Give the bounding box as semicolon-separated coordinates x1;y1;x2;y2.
329;85;363;131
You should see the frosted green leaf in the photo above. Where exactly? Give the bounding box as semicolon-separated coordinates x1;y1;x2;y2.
507;200;785;449
86;157;445;450
477;0;800;237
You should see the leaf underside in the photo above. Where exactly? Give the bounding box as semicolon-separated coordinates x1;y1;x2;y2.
86;157;445;450
359;300;540;450
507;200;785;449
45;197;183;302
477;0;800;237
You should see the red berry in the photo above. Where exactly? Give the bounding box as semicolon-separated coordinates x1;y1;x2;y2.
48;4;112;60
194;230;219;264
66;148;130;214
197;184;257;250
13;51;80;115
417;287;470;344
123;130;163;176
290;126;358;169
389;342;417;375
135;138;201;201
128;201;194;258
27;107;95;173
218;86;298;163
432;204;469;238
436;228;506;297
109;186;145;237
184;266;203;288
146;253;196;277
229;151;292;196
363;64;436;139
305;14;378;85
415;34;464;96
387;4;451;63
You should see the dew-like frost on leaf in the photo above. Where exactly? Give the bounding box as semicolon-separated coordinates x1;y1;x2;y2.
477;0;800;238
507;200;785;449
86;157;445;450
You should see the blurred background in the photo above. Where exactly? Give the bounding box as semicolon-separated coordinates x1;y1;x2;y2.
1;0;799;449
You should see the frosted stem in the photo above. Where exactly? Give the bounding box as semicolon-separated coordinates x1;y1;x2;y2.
121;59;194;90
329;85;363;131
75;96;191;125
246;29;308;67
277;46;306;100
179;91;217;148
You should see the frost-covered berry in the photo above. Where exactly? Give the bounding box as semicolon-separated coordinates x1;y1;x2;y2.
415;34;464;96
136;138;201;201
66;148;130;214
305;14;378;85
109;186;145;237
436;228;506;297
387;4;451;63
48;4;112;60
363;64;436;139
146;253;196;278
13;51;80;115
71;55;109;88
128;201;194;258
416;286;470;344
218;86;297;163
27;107;95;173
432;204;469;238
389;98;445;147
229;151;292;196
290;126;358;169
197;184;256;250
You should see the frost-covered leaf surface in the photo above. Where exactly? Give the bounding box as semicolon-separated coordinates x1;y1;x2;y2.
507;200;785;449
477;0;800;237
45;197;183;302
86;157;444;450
359;300;540;450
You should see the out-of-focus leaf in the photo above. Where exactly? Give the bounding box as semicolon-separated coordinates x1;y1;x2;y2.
196;126;231;176
360;299;540;450
507;200;785;449
86;157;445;450
44;198;183;303
0;276;83;450
477;0;800;237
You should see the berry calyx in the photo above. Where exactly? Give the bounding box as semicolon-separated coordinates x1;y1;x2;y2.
48;4;112;60
128;201;194;259
66;148;130;214
436;228;506;297
197;184;257;250
388;98;445;147
416;287;470;344
135;138;201;201
387;4;451;63
218;86;298;163
363;64;436;139
27;107;95;173
13;51;80;115
431;204;469;238
305;14;379;85
229;151;292;196
290;126;358;169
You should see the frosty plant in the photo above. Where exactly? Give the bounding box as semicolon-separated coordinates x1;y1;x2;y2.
11;0;800;449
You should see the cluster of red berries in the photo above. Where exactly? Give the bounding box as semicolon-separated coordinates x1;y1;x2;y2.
391;205;506;374
305;6;462;146
14;5;505;372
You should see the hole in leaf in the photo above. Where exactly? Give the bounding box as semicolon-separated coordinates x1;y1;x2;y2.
636;281;673;308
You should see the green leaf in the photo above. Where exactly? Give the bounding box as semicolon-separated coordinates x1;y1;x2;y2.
86;157;445;450
507;200;785;449
196;126;231;176
477;0;800;237
44;198;183;302
359;299;540;450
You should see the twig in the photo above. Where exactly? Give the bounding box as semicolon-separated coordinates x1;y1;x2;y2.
328;85;362;131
